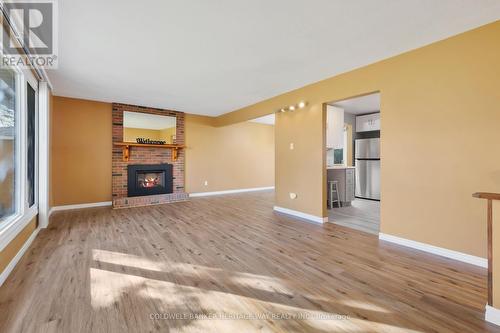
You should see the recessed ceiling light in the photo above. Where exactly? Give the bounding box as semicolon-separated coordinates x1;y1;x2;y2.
298;101;306;108
289;105;295;111
280;108;286;113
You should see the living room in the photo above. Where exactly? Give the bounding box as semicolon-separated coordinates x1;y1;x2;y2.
1;2;500;332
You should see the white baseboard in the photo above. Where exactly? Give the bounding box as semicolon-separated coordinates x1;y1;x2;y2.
0;228;40;287
49;201;112;216
189;186;274;197
273;206;328;224
379;233;487;268
486;305;500;326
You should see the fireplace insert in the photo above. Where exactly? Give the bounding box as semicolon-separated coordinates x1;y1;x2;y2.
127;164;173;197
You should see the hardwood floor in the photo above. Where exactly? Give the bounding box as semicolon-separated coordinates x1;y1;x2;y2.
329;198;380;235
0;191;498;332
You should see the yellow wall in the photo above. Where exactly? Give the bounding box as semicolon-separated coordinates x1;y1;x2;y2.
219;21;500;257
51;97;275;203
275;105;326;218
185;115;274;193
51;97;112;206
0;216;37;275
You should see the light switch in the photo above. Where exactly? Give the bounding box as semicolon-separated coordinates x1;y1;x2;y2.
289;143;294;150
204;181;208;186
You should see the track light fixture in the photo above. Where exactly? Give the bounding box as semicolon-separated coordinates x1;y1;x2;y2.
275;101;307;114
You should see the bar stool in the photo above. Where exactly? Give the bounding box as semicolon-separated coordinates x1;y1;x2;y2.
328;180;342;209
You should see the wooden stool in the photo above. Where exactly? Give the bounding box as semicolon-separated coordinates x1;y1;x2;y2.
328;180;342;208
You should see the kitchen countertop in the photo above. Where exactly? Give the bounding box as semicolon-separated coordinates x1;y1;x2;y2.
327;165;356;170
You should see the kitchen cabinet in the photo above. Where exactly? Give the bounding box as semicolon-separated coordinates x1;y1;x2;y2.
327;167;355;206
326;105;344;148
356;113;380;132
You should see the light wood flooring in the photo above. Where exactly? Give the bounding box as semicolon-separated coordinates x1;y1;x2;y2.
0;191;498;332
329;198;380;235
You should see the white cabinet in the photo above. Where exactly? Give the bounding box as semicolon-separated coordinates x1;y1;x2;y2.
326;106;344;149
356;113;380;132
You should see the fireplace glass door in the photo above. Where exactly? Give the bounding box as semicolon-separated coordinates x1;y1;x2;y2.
137;171;165;189
127;164;173;197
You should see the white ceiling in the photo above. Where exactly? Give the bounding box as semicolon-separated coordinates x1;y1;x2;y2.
48;1;500;116
250;114;275;125
331;93;380;115
123;111;176;130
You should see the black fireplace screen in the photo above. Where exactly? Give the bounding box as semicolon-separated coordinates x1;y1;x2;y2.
137;172;164;189
127;164;173;197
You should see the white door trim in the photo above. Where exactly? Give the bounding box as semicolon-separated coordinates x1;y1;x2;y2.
38;82;50;228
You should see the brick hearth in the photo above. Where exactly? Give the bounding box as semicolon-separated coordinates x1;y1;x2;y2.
112;103;188;208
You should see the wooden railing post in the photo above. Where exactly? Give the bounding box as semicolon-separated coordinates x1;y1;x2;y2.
473;192;500;306
487;198;493;306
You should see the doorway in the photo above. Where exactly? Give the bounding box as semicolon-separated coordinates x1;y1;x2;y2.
326;92;380;234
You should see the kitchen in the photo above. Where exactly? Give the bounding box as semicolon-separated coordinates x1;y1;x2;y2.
326;93;380;234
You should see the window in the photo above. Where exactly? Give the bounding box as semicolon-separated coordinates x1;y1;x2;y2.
27;83;37;207
0;63;39;237
0;23;44;245
0;68;18;221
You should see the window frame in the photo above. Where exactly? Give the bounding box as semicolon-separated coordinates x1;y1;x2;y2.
26;78;39;209
0;60;40;251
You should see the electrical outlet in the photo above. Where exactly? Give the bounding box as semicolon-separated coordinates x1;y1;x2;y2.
289;193;297;199
290;142;294;150
204;181;208;186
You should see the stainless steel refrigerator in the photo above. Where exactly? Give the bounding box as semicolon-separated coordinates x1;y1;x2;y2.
355;138;380;200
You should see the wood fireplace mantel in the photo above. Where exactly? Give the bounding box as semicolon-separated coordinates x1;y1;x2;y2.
114;142;185;162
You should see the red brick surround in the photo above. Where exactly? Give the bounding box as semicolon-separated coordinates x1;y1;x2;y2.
112;103;188;208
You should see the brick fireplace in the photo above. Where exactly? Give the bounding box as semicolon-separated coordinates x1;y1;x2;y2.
112;103;188;208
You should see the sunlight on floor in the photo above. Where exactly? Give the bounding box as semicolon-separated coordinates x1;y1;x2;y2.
339;300;390;313
87;249;419;332
90;267;143;308
93;249;165;272
90;267;355;332
92;249;295;295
